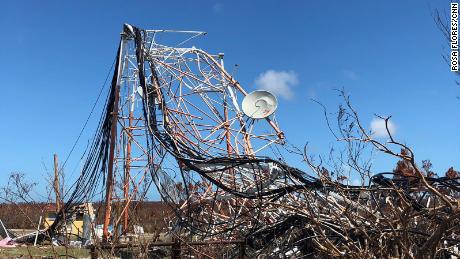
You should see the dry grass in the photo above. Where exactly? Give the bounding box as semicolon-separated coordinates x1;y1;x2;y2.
0;246;90;258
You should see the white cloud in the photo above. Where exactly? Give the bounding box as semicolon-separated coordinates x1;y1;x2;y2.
370;118;396;138
254;70;299;100
343;69;358;80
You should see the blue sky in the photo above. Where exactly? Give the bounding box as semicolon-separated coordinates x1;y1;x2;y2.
1;1;459;199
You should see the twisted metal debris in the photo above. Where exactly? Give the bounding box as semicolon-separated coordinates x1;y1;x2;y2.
50;24;460;258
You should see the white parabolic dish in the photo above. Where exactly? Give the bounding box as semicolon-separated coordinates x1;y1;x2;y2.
241;90;278;119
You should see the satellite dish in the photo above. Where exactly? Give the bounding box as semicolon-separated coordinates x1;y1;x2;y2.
242;90;278;119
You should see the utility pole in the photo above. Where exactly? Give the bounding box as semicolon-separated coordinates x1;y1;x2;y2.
53;154;61;212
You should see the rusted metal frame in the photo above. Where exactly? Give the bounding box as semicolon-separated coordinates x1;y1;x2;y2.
169;127;223;156
171;123;207;153
201;136;229;157
121;31;292;251
233;116;254;155
113;159;151;232
167;78;205;140
121;59;136;232
238;169;263;191
113;168;149;230
114;157;148;164
154;63;182;92
200;88;237;111
190;106;228;153
125;56;140;75
109;44;152;237
181;183;232;230
151;38;241;232
180;95;223;127
197;52;223;83
196;50;246;93
179;131;228;155
201;119;232;141
182;53;217;87
131;114;144;130
231;124;277;140
116;115;147;121
188;51;216;81
235;115;254;156
167;98;199;143
189;120;234;129
148;53;201;62
149;62;187;159
202;131;228;146
157;61;206;94
251;139;279;155
101;37;134;240
170;95;207;141
146;32;156;52
198;100;239;151
170;89;224;97
117;120;160;165
111;129;125;204
227;170;250;191
173;76;223;138
235;198;249;223
198;92;225;125
171;73;183;100
165;110;204;148
166;107;203;119
156;59;221;90
165;84;205;140
214;118;245;152
171;83;224;136
247;132;279;139
193;55;219;89
122;113;133;232
197;49;284;141
198;105;226;144
196;53;243;110
223;98;233;156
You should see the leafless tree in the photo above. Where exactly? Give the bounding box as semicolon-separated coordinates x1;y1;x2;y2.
287;90;460;258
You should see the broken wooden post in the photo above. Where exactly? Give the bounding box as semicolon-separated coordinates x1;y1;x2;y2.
53;154;61;212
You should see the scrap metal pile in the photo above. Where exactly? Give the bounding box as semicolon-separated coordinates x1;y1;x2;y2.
49;25;460;257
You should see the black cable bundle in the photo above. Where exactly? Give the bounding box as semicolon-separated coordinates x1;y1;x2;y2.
47;44;122;237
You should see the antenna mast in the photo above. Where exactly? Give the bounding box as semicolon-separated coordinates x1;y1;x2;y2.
101;24;284;241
